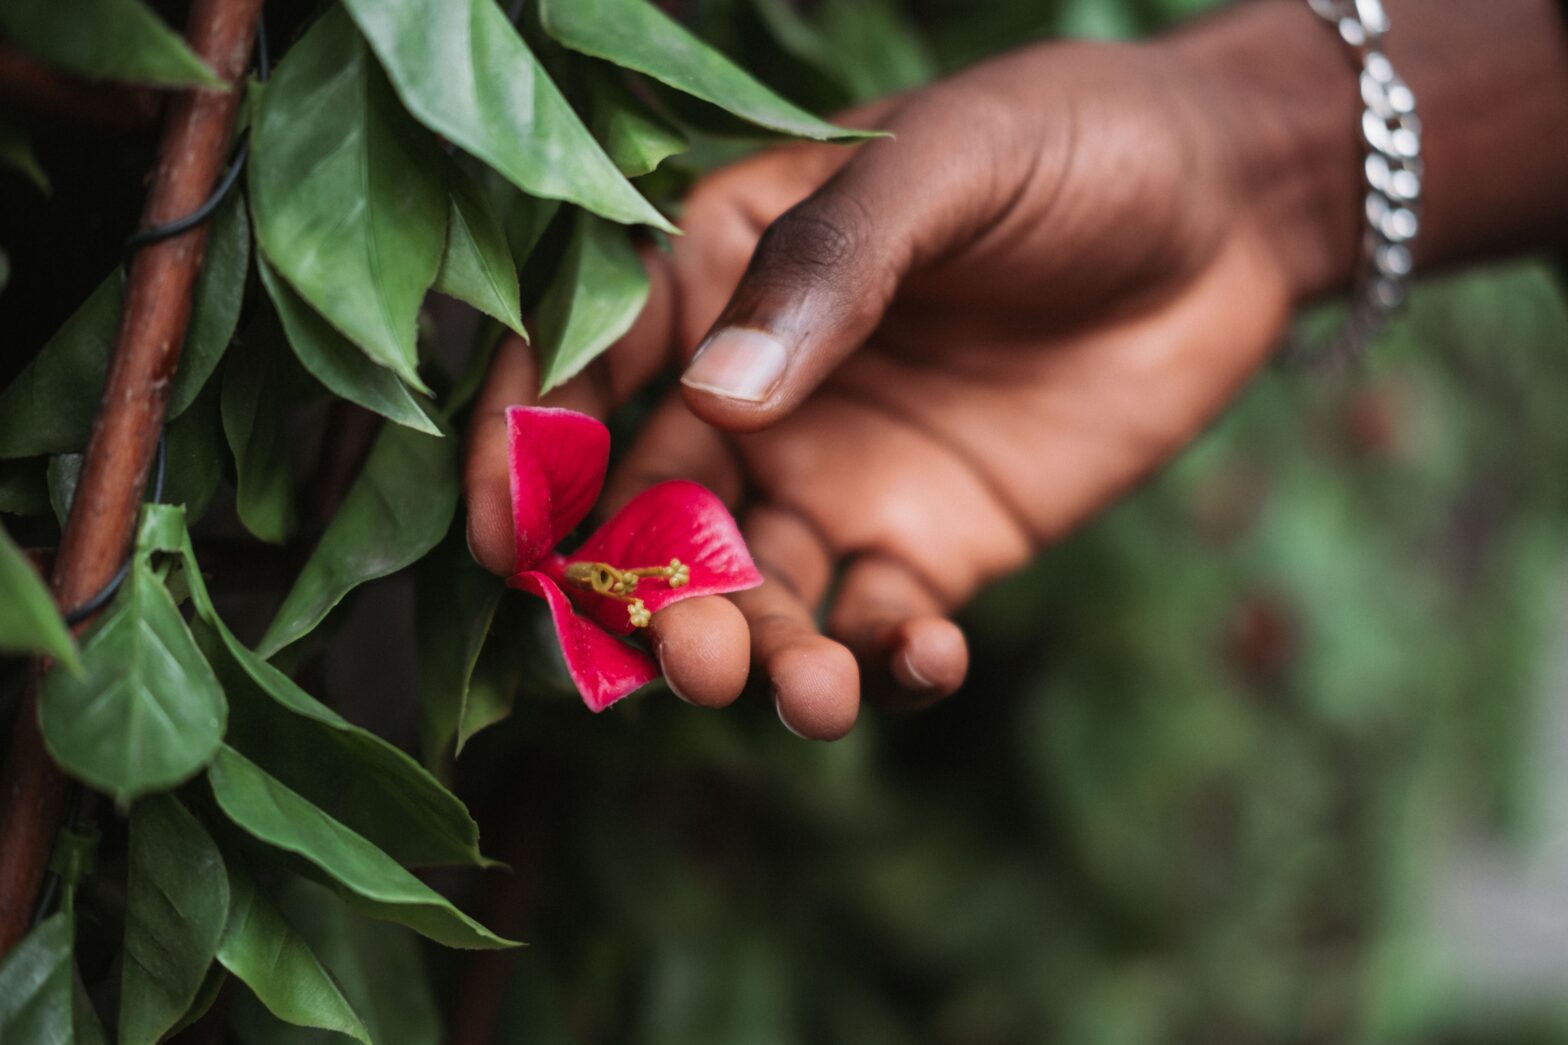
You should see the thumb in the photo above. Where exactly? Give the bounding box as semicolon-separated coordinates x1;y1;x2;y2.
678;133;966;432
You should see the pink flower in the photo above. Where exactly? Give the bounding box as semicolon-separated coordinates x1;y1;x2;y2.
504;406;762;711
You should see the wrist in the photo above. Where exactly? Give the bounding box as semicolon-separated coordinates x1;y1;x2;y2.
1163;0;1363;306
1165;0;1568;308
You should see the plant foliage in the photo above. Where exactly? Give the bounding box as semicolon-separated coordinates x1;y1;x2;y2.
0;0;864;1038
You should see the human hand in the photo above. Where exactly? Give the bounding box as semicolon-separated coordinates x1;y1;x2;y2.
469;0;1568;737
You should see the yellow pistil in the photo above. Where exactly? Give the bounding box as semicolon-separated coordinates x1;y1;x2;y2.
563;558;691;628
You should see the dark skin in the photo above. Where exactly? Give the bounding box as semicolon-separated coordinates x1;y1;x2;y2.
467;0;1568;737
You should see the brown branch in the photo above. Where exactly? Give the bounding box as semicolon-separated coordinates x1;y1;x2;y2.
0;0;263;958
0;44;160;134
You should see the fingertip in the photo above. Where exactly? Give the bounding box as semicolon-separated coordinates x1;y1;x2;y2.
768;636;859;740
889;617;968;701
650;598;750;709
465;500;515;576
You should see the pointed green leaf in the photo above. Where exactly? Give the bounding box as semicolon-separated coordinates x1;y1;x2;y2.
341;0;674;232
587;69;689;178
0;121;51;195
533;210;649;393
0;193;250;458
222;316;299;544
250;7;446;394
416;528;506;765
218;863;371;1043
135;502;490;868
258;419;458;657
454;601;530;752
539;0;873;141
499;185;561;270
0;522;80;672
752;0;935;103
162;380;226;523
435;162;526;337
228;879;443;1045
46;454;82;528
39;555;226;802
52;389;224;527
165;964;226;1040
199;621;493;868
0;273;119;460
0;0;222;88
207;747;516;950
258;258;439;437
73;971;108;1045
119;796;229;1045
0;913;72;1043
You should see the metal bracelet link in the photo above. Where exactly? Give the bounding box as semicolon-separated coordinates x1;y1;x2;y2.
1294;0;1422;366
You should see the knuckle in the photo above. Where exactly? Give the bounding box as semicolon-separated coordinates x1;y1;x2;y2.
749;196;866;289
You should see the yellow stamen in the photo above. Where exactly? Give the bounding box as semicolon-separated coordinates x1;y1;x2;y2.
563;558;691;628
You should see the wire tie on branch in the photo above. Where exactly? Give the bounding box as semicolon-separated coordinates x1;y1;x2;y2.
26;19;271;932
57;19;269;627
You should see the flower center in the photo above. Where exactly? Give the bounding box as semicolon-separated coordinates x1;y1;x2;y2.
562;558;691;628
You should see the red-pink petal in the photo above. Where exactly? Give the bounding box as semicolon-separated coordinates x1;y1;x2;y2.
507;406;610;571
551;481;763;635
509;571;659;712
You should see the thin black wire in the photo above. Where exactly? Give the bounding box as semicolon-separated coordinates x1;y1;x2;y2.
30;20;269;930
60;432;164;626
58;17;268;625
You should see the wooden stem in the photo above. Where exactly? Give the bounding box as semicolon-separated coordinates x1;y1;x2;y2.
0;0;263;958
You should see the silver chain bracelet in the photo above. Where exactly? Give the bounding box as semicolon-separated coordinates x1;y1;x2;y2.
1295;0;1422;366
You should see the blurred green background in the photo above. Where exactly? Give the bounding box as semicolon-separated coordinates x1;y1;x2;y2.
411;1;1568;1043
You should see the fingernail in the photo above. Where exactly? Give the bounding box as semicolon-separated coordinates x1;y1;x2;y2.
682;328;789;402
893;650;933;691
655;641;695;706
774;690;810;739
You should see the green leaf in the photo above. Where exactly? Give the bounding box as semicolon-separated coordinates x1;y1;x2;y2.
165;964;226;1040
498;186;561;271
163;381;226;522
119;796;229;1045
587;68;689;178
39;554;226;803
0;121;51;195
340;0;674;233
73;971;108;1045
48;390;221;529
136;502;490;869
249;6;446;395
199;621;493;868
258;419;458;658
228;879;443;1045
416;528;506;766
0;913;72;1043
207;747;517;950
751;0;935;103
46;454;81;528
0;193;250;459
0;0;222;88
0;522;80;672
0;273;118;459
539;0;872;141
533;210;649;393
434;162;526;337
258;259;440;437
0;458;49;515
218;862;371;1043
222;317;299;544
